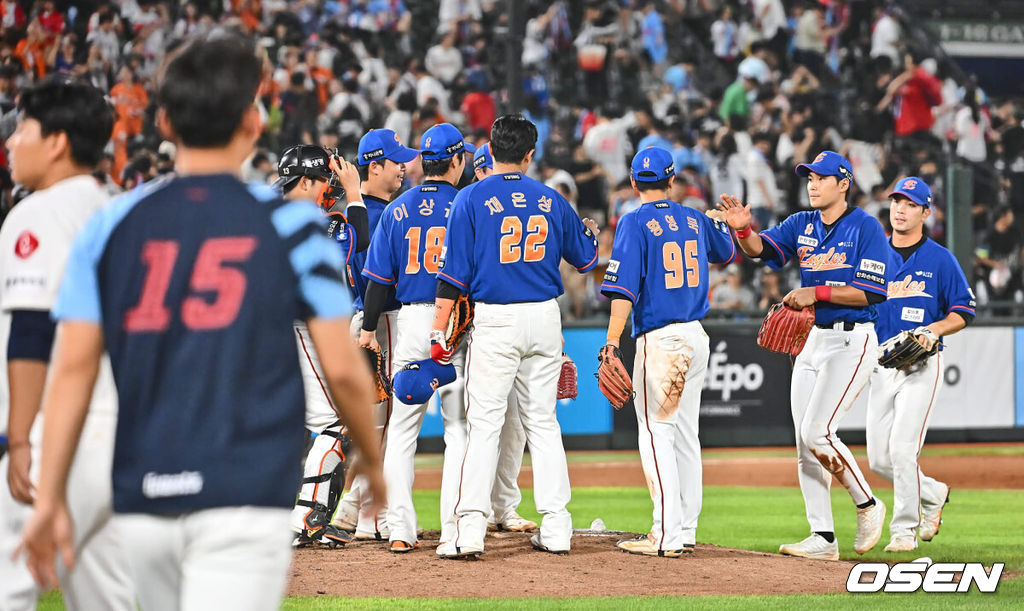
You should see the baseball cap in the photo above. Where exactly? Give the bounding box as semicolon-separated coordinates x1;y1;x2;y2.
420;123;476;160
356;128;419;166
392;358;457;404
473;142;493;170
795;150;854;183
630;146;675;183
889;176;933;208
273;144;332;192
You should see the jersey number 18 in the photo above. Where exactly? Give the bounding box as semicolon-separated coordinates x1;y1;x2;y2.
404;226;446;274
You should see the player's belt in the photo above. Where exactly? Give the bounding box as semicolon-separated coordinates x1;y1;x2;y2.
815;321;856;331
401;302;434;306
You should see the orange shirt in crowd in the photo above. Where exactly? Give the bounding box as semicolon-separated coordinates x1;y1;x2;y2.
111;82;148;137
14;38;47;80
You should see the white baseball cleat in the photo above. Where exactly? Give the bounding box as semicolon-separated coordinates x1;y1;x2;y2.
919;486;949;542
353;525;390;541
530;534;570;555
493;512;538;532
854;499;886;554
436;540;483;559
884;535;918;552
330;510;358;533
616;534;688;557
778;534;840;561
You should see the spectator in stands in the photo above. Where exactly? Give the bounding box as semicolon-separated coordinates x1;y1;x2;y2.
87;11;120;65
870;5;902;65
711;265;756;311
977;206;1023;306
710;5;739;69
425;32;462;87
750;0;788;66
757;268;786;310
743;132;779;228
719;73;757;122
583;104;633;187
882;52;943;156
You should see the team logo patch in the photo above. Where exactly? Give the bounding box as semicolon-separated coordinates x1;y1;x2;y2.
643;156;650;169
814;152;827;163
15;231;38;259
797;235;818;247
805;223;814;235
607;259;620;273
798;247;850;271
903;179;917;190
860;259;886;275
424;137;431;148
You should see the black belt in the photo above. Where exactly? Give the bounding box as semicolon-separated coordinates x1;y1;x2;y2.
815;321;856;331
401;302;433;306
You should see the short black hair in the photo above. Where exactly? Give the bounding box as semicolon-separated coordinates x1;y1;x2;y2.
636;177;671;192
156;33;262;148
490;114;537;164
18;78;113;167
421;156;455;178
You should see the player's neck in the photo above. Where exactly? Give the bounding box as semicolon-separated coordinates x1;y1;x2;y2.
638;191;669;204
891;228;924;248
36;161;92;191
819;199;848;225
175;146;247;177
361;181;394;201
492;161;527;175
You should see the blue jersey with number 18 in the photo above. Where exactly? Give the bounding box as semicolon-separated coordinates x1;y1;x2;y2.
439;172;598;303
600;201;736;337
362;182;458;303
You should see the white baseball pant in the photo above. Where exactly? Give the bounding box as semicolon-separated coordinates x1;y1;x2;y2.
867;354;947;538
791;323;878;532
113;506;292;611
383;303;467;545
490;394;526;525
633;321;710;550
0;411;135;611
449;300;571;552
334;309;398;537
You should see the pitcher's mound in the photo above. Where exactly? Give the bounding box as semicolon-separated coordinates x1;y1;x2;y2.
289;529;855;598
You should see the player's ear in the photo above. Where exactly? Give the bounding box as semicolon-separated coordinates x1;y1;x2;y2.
45;130;70;164
839;177;850;193
667;175;676;191
156;107;177;143
630;176;639;196
523;148;535;166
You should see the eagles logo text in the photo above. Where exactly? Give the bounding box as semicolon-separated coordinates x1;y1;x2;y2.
797;246;850;271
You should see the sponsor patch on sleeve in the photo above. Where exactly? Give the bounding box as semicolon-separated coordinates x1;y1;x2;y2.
603;273;618;282
855;270;885;285
607;259;620;273
860;258;886;275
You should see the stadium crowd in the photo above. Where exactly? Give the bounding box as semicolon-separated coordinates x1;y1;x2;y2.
0;0;1022;319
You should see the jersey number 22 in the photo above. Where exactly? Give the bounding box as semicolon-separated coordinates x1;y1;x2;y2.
500;215;548;264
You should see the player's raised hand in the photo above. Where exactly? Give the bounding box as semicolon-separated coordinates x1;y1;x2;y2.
717;194;752;231
330;155;361;197
15;501;75;589
582;218;601;237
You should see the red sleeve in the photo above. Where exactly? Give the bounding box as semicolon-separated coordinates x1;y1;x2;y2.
921;71;942;107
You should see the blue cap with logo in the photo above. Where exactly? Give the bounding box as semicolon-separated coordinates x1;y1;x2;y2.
473;142;493;170
392;358;457;405
420;123;476;160
889;176;933;208
795;150;854;183
357;128;419;166
630;146;675;183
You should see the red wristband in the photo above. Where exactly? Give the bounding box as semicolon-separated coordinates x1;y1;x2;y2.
815;285;832;302
736;226;752;239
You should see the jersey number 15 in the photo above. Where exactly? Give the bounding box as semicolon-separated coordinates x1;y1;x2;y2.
663;240;699;289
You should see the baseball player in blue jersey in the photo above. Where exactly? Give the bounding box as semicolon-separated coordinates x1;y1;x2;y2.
274;144;369;548
867;177;975;552
430;114;599;558
601;147;736;557
470;140;538;536
359;123;474;552
333;127;419;540
719;150;888;560
16;36;384;610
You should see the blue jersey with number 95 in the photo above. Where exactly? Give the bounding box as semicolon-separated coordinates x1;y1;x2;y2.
439;172;598;303
601;201;736;336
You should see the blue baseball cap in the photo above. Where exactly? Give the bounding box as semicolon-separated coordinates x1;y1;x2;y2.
473;142;493;170
631;146;675;183
392;359;457;405
420;123;476;160
795;150;854;183
357;128;419;166
889;176;933;208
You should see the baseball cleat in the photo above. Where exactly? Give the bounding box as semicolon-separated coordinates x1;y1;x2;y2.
389;540;419;553
884;535;918;552
354;528;390;541
494;512;538;532
330;512;358;533
615;534;685;557
530;534;570;555
779;534;840;561
436;541;484;559
854;499;886;554
919;486;950;542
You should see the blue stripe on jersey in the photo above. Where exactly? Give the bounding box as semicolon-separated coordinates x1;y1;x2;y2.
760;207;890;325
54;179;170;324
301;274;354;318
875;238;976;343
247;182;283;203
271;199;327;238
600;201;735;336
290;233;345;277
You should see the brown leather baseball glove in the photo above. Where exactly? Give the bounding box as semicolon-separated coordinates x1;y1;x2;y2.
361;345;392;403
757;303;815;356
597;344;633;409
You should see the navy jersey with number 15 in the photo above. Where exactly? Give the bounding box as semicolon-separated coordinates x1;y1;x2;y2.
600;201;736;336
362;182;458;303
439;172;598;303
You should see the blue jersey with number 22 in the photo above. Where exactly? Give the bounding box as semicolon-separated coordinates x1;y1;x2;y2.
601;201;736;336
439;172;598;303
